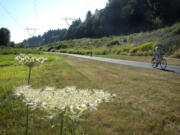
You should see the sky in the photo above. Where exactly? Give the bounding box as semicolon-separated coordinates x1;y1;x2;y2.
0;0;108;43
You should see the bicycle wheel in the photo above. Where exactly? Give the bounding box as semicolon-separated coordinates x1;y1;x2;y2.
151;58;156;68
160;59;167;70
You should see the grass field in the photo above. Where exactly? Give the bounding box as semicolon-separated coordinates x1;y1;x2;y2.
0;53;180;135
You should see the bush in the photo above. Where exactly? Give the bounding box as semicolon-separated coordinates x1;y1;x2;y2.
119;52;128;55
173;49;180;58
47;47;54;52
173;23;180;34
56;43;68;49
136;51;144;56
39;47;42;50
107;40;120;47
123;39;127;42
59;49;90;55
129;42;159;53
94;49;110;55
114;45;133;54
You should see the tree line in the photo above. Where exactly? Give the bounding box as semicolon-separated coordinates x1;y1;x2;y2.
1;0;180;48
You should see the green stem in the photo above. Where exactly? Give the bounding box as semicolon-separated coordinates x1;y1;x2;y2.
25;104;29;135
60;112;64;135
72;120;76;135
28;67;32;85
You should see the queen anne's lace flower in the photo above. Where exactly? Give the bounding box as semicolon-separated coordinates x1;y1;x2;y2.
14;86;116;119
15;54;47;67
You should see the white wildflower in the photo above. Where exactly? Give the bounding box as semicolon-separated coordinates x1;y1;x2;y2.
14;86;116;119
15;54;47;67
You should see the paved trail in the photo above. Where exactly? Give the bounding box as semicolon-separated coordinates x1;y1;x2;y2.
45;52;180;74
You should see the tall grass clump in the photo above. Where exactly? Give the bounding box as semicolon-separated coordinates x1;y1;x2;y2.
172;49;180;58
93;48;110;55
59;49;90;55
129;42;159;55
114;45;134;54
106;40;120;47
173;23;180;34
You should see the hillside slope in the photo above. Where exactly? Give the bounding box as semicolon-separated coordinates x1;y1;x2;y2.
39;23;180;57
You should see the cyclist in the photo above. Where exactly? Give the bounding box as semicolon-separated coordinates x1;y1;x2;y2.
90;49;93;56
153;44;163;67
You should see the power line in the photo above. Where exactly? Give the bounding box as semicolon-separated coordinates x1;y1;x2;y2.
34;0;38;28
25;27;38;37
62;0;97;27
62;17;76;27
0;0;40;43
25;27;38;47
0;1;24;29
72;0;97;17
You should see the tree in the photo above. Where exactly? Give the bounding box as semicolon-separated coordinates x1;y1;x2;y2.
9;41;15;48
86;11;92;20
0;27;10;46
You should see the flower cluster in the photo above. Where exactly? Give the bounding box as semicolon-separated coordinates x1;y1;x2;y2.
15;54;47;67
14;86;116;119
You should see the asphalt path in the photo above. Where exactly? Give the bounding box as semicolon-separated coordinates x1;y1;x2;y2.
44;52;180;74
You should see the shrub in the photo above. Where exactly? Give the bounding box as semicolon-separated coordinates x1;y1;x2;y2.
39;47;42;50
56;43;68;49
147;50;153;56
136;51;144;56
115;45;133;54
129;42;159;53
119;52;128;55
173;49;180;58
59;49;67;53
47;47;54;52
107;40;120;47
123;39;127;42
153;17;163;28
94;49;110;55
173;23;180;34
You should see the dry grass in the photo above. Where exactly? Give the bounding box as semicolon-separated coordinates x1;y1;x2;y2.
65;55;180;135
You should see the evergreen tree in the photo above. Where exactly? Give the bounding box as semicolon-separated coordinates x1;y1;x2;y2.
0;27;10;46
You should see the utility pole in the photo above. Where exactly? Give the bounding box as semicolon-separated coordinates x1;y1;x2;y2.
62;17;76;27
25;27;38;48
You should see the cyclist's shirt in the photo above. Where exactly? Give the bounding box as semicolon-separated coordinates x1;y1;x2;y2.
154;47;162;56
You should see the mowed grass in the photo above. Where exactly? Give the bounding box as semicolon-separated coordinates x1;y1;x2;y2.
96;54;180;66
0;54;180;135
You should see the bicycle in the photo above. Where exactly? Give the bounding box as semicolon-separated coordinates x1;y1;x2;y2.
151;56;167;70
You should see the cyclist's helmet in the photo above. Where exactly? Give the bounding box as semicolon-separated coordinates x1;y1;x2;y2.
157;44;161;47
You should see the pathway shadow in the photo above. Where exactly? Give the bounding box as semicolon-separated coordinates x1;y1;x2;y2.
156;67;175;73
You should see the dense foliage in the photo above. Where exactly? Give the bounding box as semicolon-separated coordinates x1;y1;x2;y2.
0;28;10;46
25;0;180;47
